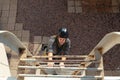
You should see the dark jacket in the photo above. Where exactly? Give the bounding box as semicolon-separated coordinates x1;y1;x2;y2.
47;35;71;55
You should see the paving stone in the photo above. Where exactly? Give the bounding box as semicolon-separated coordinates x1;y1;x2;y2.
10;0;17;5
89;0;97;6
34;36;42;43
104;0;111;7
10;32;21;40
0;11;1;16
68;0;75;7
9;10;17;17
33;43;42;55
0;17;8;24
2;0;10;10
112;0;118;6
112;70;120;76
0;0;3;10
68;0;75;13
68;7;75;13
2;0;10;5
11;30;22;38
10;31;16;35
15;23;23;30
42;36;50;44
22;30;30;37
22;37;30;42
75;0;81;7
112;6;119;13
1;10;9;17
105;7;112;13
1;24;14;30
1;24;8;30
22;42;29;48
104;70;120;76
21;30;30;42
2;5;10;11
10;0;17;10
8;17;16;24
16;31;22;37
2;5;9;11
76;7;82;13
7;23;15;30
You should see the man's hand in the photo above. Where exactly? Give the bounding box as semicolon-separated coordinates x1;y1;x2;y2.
47;62;54;67
59;62;65;68
48;52;53;60
59;56;66;68
47;52;54;67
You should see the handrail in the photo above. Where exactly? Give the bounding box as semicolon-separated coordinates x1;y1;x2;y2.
0;31;32;56
80;32;120;68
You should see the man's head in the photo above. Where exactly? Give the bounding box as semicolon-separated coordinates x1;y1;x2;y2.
58;28;68;45
58;27;68;38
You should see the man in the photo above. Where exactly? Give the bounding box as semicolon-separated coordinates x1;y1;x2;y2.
47;27;71;67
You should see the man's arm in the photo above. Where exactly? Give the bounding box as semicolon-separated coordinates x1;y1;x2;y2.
47;52;54;67
59;56;66;67
47;36;55;67
64;38;71;55
60;38;71;67
48;52;53;60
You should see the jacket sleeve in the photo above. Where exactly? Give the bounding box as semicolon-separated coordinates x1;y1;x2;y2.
63;38;71;55
47;37;55;53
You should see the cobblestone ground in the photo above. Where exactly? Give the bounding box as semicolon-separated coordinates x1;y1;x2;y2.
16;0;120;70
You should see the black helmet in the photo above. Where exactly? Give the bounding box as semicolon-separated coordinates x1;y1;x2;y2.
58;27;68;38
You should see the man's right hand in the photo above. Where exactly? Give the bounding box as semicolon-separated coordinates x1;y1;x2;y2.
47;52;54;67
47;53;54;67
47;62;54;67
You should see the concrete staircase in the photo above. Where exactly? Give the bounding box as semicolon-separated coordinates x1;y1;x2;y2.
0;0;49;78
0;0;120;79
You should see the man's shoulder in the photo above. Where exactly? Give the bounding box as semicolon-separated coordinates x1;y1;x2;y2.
49;35;57;42
66;38;70;43
50;35;57;39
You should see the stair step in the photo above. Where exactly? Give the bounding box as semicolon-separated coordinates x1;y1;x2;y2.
18;66;103;70
18;74;102;78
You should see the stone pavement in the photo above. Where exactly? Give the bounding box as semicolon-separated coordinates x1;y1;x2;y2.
0;0;50;77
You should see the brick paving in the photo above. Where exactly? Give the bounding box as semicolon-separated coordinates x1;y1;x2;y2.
16;0;120;70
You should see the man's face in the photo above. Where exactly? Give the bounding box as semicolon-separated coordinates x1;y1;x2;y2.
58;37;66;45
